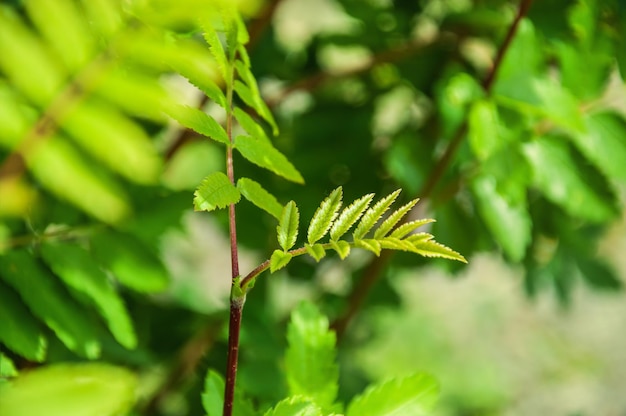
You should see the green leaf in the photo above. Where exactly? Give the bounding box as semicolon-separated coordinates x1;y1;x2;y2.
330;193;374;241
307;187;343;244
532;78;586;135
405;233;435;244
278;201;300;251
411;240;467;263
0;363;137;416
194;172;241;212
234;80;279;135
353;190;401;240
468;99;501;161
0;282;46;362
90;230;169;293
202;369;256;416
175;65;226;109
571;113;626;181
285;302;338;410
379;237;419;252
234;107;270;143
237;177;283;219
263;396;322;416
330;240;351;260
472;175;531;262
0;353;17;378
354;239;382;256
373;199;419;239
203;25;228;80
234;135;304;184
40;242;137;349
346;373;440;416
271;250;293;273
264;396;324;416
167;105;229;145
389;219;435;239
0;250;100;358
523;137;615;222
305;244;326;262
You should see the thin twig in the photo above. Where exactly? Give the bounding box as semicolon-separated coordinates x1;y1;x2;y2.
331;0;535;339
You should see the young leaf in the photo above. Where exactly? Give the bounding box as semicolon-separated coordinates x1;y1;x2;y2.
379;237;418;252
330;193;374;241
194;172;241;212
285;302;338;410
237;177;283;219
203;26;228;80
307;187;343;244
234;135;304;184
234;107;270;143
346;373;440;416
353;190;401;240
354;239;381;256
305;244;326;262
271;250;293;273
373;199;419;239
411;240;467;263
263;396;322;416
40;242;137;349
0;282;47;362
277;201;300;251
405;233;435;244
234;80;279;135
167;105;229;145
0;250;100;359
175;66;226;109
330;240;351;260
388;219;435;239
89;230;169;293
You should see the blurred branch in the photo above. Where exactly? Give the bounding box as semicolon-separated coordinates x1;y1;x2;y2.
331;0;536;339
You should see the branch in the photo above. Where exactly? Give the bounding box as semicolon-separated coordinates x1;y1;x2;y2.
331;0;535;339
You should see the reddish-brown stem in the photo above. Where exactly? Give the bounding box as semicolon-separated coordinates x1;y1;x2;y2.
331;0;535;339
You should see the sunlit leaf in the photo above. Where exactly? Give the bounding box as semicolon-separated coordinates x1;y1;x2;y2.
354;239;381;256
203;25;229;80
263;396;322;416
305;243;327;262
277;201;299;251
194;172;241;212
330;240;350;260
307;187;342;244
237;177;282;219
234;80;278;135
373;199;419;239
202;369;255;416
235;135;304;183
167;105;229;145
389;219;435;239
353;190;401;240
330;193;374;241
270;250;293;273
411;240;467;263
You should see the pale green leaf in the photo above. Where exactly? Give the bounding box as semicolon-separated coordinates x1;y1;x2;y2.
263;396;322;416
0;282;47;362
472;175;531;262
25;0;95;71
194;172;241;212
405;233;434;244
330;194;374;241
0;250;100;358
330;240;351;260
234;80;279;135
373;199;419;239
379;237;419;252
27;136;130;224
468;99;501;161
307;187;343;244
286;302;338;409
389;219;435;239
571;113;626;181
90;230;169;293
174;64;226;108
237;177;283;219
411;240;467;263
80;0;122;38
203;25;229;80
523;137;615;222
271;250;293;273
346;373;440;416
167;105;229;145
235;135;304;183
0;363;137;416
237;43;251;68
278;201;300;251
354;239;381;256
40;242;137;349
234;107;270;143
353;190;401;239
305;244;326;262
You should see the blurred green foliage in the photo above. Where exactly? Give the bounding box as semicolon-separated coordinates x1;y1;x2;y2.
1;0;626;415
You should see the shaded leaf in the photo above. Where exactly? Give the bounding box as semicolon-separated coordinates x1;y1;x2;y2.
202;369;256;416
235;135;304;184
353;190;401;240
194;172;241;212
307;187;343;244
270;250;293;273
330;193;374;241
346;373;439;416
167;105;229;145
237;177;283;219
373;199;420;239
277;201;300;251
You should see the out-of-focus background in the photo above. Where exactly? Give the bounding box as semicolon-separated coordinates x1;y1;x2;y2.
1;0;626;415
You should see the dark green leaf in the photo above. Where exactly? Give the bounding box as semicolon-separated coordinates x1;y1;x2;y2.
468;99;501;161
